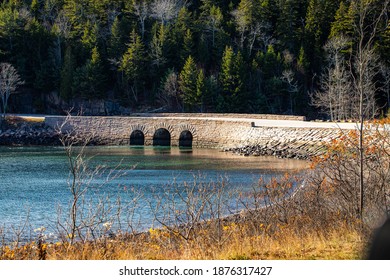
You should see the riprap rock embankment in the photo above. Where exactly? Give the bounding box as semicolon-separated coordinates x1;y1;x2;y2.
225;126;344;160
0;122;59;146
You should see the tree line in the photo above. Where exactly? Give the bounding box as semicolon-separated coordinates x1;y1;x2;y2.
0;0;389;118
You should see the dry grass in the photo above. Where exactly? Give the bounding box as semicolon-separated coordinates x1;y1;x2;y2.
0;221;367;260
4;115;45;125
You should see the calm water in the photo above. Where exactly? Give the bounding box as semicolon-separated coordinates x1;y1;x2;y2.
0;146;307;239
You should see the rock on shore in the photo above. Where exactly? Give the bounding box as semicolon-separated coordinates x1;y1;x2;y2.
225;141;327;160
0;123;60;146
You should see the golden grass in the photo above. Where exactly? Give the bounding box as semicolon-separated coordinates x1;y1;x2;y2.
5;115;45;124
0;222;367;260
19;116;45;123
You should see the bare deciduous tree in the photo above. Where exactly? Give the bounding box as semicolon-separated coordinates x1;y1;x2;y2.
203;5;223;48
311;36;353;121
133;0;150;39
158;69;183;111
231;0;254;50
310;0;390;222
352;0;389;220
248;22;271;56
150;0;185;25
0;63;24;121
54;113;129;245
52;12;71;66
282;69;298;115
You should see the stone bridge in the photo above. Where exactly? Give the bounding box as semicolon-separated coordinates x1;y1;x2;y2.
45;113;355;150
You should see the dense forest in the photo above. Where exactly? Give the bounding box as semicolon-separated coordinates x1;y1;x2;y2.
0;0;389;118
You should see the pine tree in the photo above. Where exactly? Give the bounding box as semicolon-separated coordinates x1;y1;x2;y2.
81;20;98;55
150;23;169;69
89;46;106;91
378;22;390;65
304;0;325;73
219;46;246;112
179;55;199;111
330;1;355;39
120;30;146;104
108;17;127;59
220;46;236;96
0;6;21;55
203;74;219;112
196;69;206;112
180;29;194;66
60;45;75;100
73;46;107;99
276;0;307;53
31;0;40;18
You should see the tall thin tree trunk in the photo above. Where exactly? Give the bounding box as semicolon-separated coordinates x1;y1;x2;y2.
359;82;364;221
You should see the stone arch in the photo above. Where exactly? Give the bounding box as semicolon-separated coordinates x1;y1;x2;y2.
130;130;145;145
179;130;193;147
130;124;148;135
179;124;197;137
129;124;148;146
153;128;171;146
153;123;175;135
179;124;197;147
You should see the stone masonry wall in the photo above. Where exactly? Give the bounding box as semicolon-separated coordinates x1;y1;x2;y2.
45;116;256;148
45;115;344;158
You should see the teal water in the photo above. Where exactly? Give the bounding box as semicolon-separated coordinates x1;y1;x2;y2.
0;146;306;240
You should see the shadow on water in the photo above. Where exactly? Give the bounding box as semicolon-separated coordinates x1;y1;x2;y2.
179;148;193;154
152;146;171;154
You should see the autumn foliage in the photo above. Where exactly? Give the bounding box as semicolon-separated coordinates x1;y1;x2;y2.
309;118;390;225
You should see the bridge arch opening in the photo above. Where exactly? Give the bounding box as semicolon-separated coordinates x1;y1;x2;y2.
179;130;193;148
153;128;171;146
130;130;145;145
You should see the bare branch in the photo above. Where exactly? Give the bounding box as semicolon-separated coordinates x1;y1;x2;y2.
150;0;185;25
0;63;24;120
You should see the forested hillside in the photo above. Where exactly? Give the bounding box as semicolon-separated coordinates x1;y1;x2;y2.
0;0;389;118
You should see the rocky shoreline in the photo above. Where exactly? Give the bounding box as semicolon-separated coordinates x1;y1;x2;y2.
225;141;327;160
0;123;60;146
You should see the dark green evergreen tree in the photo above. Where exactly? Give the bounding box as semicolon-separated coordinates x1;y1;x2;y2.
179;55;200;111
119;30;146;104
218;46;247;112
196;68;206;112
60;45;75;100
73;46;107;99
108;16;127;59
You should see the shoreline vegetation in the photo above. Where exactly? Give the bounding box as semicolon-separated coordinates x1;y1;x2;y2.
1;218;366;260
0;116;387;260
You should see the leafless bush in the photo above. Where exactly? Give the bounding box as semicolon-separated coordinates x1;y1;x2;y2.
149;175;234;248
238;174;307;235
54;113;135;245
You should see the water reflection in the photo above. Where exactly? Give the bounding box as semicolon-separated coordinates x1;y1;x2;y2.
179;148;193;154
